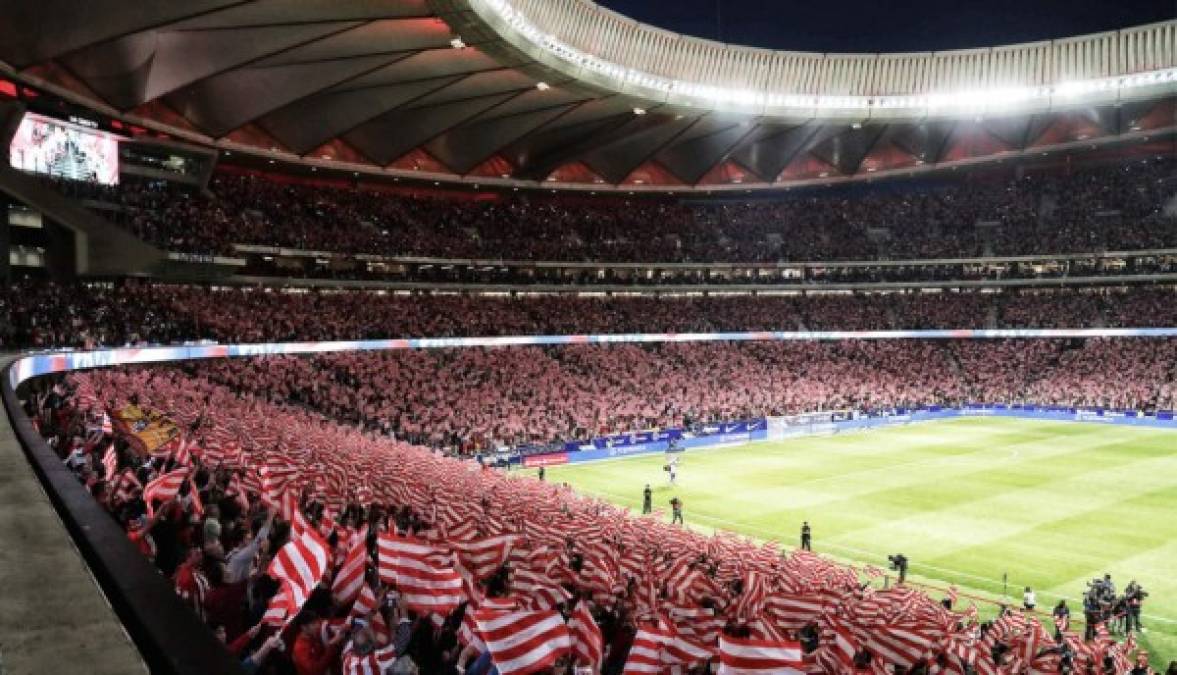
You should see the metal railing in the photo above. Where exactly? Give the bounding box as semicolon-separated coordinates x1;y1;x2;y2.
0;365;246;675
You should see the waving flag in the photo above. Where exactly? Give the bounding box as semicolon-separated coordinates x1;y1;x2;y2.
733;570;771;620
664;631;713;667
332;536;369;607
341;642;398;675
113;469;142;503
814;615;859;675
143;467;188;515
718;634;805;675
568;600;603;668
1053;613;1069;633
377;532;464;615
349;581;378;619
453;534;518;580
101;444;117;480
172;437;192;467
187;477;204;519
511;566;572;610
473;608;571;675
765;593;824;629
267;523;329;611
623;621;676;674
262;581;296;626
865;623;943;669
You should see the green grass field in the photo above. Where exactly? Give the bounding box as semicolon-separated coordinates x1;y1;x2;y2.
544;417;1177;665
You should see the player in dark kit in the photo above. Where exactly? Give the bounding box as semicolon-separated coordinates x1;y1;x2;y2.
670;497;683;525
642;484;652;514
801;521;812;551
537;466;545;481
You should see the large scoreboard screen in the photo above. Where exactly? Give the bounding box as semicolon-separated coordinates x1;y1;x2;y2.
9;112;119;185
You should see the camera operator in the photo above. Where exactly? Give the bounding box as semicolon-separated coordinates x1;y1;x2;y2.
1125;580;1148;634
888;554;908;584
1083;587;1101;641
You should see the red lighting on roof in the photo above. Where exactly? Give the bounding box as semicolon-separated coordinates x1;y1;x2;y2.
0;80;17;98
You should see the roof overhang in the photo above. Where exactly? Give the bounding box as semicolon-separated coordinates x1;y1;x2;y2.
0;1;1172;192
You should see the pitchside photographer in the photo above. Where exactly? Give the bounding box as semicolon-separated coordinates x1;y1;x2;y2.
888;553;908;584
1082;574;1148;636
1125;580;1149;633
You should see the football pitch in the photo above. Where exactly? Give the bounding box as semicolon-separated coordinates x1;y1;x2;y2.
543;417;1177;664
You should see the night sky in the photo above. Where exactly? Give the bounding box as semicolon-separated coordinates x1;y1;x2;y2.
596;0;1175;53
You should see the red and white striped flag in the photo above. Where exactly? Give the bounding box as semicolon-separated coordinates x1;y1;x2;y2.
101;444;117;480
1028;651;1062;675
143;467;188;515
717;634;805;675
453;534;518;581
267;522;329;610
114;469;142;503
1019;616;1049;665
341;642;398;675
187;477;204;519
568;600;603;668
664;631;713;668
1053;613;1069;633
765;594;824;630
262;581;296;626
511;566;572;610
458;608;486;651
815;615;858;675
623;621;674;674
332;536;368;608
733;571;771;620
349;581;378;619
669;605;723;653
865;623;942;669
377;532;465;615
473;608;572;675
260;462;298;505
172;437;192;467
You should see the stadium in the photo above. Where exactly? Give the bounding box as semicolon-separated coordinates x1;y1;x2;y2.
0;0;1174;673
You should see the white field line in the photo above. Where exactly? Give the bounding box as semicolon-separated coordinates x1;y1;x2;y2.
572;481;1177;626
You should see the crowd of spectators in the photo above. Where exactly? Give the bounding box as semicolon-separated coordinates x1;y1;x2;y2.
6;281;1177;351
29;361;1162;675
179;337;1177;452
61;157;1176;263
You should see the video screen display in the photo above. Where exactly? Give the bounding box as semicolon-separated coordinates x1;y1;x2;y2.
9;112;119;185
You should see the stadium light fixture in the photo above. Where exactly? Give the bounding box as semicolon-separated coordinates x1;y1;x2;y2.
536;81;551;91
450;37;466;49
633;107;647;115
475;0;1177;116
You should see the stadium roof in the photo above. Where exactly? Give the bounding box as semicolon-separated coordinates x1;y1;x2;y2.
1;1;1173;191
